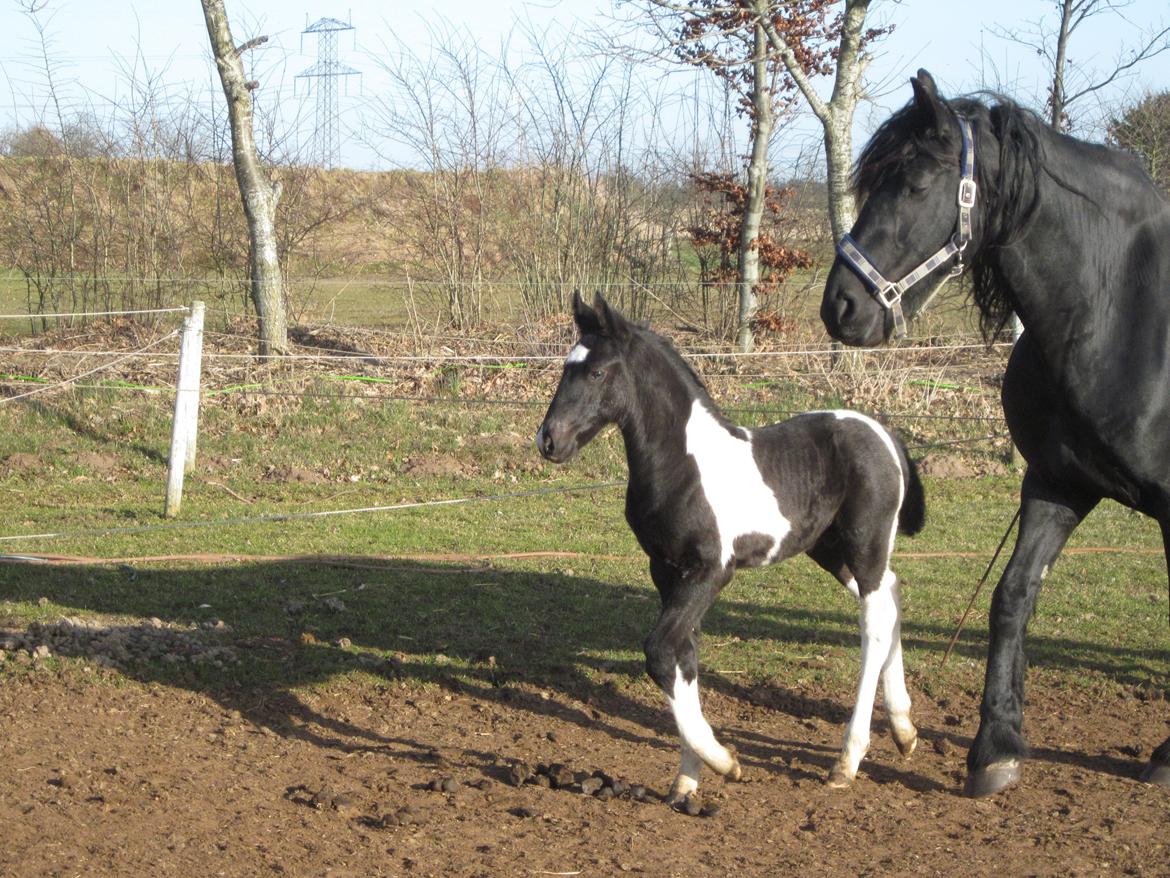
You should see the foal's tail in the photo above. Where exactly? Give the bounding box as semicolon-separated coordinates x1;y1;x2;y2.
896;438;926;537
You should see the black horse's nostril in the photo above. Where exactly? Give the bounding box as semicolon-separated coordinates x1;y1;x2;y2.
537;424;555;458
821;285;855;335
836;289;856;324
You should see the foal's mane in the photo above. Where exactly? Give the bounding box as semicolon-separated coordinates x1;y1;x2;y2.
626;321;725;415
635;323;706;388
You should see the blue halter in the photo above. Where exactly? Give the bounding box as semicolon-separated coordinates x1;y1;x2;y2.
835;116;976;339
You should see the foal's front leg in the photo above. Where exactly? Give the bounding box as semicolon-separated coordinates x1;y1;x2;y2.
645;559;740;803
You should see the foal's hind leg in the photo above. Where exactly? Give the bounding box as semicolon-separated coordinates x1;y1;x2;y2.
829;568;906;787
809;540;915;787
879;575;918;759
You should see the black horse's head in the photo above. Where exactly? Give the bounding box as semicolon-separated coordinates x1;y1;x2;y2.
535;292;636;463
822;70;983;347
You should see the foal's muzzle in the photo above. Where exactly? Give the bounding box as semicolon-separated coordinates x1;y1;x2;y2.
535;421;577;463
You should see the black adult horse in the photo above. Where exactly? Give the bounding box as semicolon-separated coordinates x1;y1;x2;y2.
537;292;925;804
821;69;1170;797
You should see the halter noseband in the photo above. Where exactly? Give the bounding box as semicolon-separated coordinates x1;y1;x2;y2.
835;116;977;339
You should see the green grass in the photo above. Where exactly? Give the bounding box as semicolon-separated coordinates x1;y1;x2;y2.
0;383;1165;710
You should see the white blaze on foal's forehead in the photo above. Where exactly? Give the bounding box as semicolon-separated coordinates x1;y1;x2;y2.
565;343;590;365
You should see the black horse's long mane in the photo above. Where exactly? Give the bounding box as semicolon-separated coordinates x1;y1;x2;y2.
853;93;1050;338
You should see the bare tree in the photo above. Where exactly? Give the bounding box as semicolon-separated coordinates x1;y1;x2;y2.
991;0;1170;132
625;1;885;348
200;0;288;356
1108;90;1170;192
363;22;510;328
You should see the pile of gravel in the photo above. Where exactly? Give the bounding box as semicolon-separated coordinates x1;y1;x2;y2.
0;615;239;670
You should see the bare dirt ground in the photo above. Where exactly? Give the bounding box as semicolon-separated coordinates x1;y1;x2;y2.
2;664;1167;878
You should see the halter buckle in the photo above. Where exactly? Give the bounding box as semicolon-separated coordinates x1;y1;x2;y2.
958;178;977;210
876;283;903;309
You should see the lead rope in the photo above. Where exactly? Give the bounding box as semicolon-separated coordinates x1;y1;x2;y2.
940;507;1021;666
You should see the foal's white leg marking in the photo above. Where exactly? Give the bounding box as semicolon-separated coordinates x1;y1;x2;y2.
879;577;917;756
831;569;899;787
843;576;861;599
667;667;740;782
670;740;704;803
565;343;590;365
685;401;791;566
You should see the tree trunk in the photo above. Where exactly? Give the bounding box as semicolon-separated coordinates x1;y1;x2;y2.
200;0;287;357
736;20;775;353
1049;0;1074;129
822;120;855;241
762;0;872;240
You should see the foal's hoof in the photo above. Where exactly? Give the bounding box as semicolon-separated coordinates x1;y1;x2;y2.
1139;759;1170;789
826;765;854;789
964;760;1021;798
893;727;918;759
724;757;743;782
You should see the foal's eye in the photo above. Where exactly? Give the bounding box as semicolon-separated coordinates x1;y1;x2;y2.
590;368;606;381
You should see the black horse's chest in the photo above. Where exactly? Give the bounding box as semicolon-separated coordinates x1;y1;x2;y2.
1004;336;1152;509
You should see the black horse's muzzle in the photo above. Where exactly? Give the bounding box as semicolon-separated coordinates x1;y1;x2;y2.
821;264;891;348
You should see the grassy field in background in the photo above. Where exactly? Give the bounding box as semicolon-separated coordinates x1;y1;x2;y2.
0;382;1164;709
0;261;984;341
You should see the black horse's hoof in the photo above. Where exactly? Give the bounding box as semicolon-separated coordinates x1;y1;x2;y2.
1140;760;1170;789
964;760;1021;798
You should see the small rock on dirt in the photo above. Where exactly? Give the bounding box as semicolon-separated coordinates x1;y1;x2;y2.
507;762;533;787
676;793;703;817
545;764;574;790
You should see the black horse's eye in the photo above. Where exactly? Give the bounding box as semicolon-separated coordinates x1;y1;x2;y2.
590;368;606;381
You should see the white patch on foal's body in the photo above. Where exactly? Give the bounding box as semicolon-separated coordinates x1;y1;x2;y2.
565;343;590;365
684;400;790;567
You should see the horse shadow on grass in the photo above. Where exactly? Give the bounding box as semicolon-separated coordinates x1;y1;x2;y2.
0;556;1163;793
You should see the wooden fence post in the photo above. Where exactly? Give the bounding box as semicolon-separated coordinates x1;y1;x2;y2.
164;301;205;518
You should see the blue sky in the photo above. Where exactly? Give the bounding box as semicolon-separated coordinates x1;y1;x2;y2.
1;0;1167;169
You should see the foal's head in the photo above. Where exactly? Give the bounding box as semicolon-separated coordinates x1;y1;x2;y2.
822;69;987;346
535;292;638;463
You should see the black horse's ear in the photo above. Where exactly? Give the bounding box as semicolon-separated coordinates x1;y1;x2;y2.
572;290;602;335
911;69;947;134
593;292;630;340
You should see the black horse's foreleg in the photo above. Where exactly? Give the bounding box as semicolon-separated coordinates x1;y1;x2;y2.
1141;521;1170;788
966;472;1096;798
644;558;739;803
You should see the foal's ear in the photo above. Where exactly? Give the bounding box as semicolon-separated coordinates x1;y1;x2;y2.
911;68;947;135
592;292;630;340
572;290;602;336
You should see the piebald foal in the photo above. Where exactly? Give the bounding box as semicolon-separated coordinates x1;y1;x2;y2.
536;293;925;801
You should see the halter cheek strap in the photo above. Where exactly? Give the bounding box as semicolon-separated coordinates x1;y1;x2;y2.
836;116;977;339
